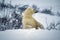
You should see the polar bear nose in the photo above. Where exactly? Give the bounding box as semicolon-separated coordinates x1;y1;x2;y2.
35;10;38;13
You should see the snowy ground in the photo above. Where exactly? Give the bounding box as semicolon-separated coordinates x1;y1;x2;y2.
0;29;60;40
0;13;60;40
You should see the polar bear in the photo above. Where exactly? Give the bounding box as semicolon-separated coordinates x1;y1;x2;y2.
22;7;44;29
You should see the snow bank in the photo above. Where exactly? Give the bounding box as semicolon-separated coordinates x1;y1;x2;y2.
33;13;60;29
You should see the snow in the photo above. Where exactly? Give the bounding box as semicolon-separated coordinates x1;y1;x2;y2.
0;8;14;18
4;0;60;12
33;13;60;29
0;29;60;40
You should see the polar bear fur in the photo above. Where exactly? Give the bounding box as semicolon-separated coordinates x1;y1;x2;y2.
22;7;44;29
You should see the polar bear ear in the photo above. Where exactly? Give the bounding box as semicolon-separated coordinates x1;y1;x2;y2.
30;5;38;13
27;6;37;13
